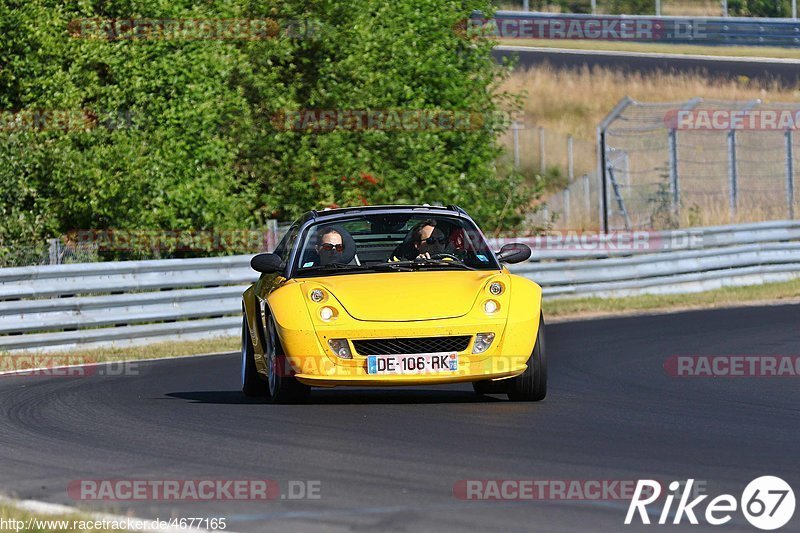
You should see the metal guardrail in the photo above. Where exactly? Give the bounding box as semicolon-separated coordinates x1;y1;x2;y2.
1;220;798;353
489;11;800;47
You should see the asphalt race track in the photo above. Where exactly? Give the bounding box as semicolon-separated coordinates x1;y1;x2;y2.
1;304;799;532
492;46;800;88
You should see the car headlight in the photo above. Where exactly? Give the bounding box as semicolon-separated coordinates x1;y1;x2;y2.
310;289;325;303
483;299;499;314
473;333;495;354
328;339;352;359
319;306;337;321
488;282;504;295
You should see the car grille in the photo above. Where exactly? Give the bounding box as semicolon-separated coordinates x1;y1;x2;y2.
352;336;471;355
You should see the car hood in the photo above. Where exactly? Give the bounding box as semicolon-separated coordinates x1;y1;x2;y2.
307;270;502;322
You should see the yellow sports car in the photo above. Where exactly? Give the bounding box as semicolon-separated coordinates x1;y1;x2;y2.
241;205;545;403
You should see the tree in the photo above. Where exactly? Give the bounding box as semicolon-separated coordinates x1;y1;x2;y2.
0;0;533;264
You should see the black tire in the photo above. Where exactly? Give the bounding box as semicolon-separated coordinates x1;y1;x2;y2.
507;312;547;402
241;317;268;397
264;315;310;404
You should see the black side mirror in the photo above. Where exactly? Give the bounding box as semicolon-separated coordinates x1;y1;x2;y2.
496;243;532;264
251;253;284;273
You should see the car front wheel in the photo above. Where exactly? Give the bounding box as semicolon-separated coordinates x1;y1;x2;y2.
265;315;311;404
506;312;547;402
241;317;268;397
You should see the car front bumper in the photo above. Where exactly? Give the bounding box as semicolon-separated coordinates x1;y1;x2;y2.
276;316;538;388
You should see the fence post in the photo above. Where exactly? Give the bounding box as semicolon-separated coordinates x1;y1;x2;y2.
597;97;634;233
48;238;61;265
722;0;728;16
563;188;571;226
591;0;596;14
513;121;520;169
523;0;529;11
265;219;279;251
655;0;661;16
539;126;546;174
727;129;738;222
583;174;591;221
787;129;795;220
567;135;574;182
668;128;680;218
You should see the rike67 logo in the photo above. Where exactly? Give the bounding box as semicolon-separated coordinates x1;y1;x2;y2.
626;477;795;530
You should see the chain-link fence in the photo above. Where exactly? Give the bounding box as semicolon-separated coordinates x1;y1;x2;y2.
509;98;800;232
598;98;799;231
498;121;598;229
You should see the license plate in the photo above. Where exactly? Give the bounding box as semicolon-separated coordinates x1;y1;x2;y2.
366;353;458;375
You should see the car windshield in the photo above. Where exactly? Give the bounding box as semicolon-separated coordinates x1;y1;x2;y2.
292;213;500;276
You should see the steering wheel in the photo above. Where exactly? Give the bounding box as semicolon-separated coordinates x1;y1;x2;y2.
426;253;461;261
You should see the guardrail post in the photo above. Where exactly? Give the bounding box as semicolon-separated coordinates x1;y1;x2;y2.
668;128;680;218
787;129;795;220
727;129;738;222
512;121;520;169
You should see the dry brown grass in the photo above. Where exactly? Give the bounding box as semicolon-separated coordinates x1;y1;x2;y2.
498;65;800;228
662;0;724;16
501;65;800;141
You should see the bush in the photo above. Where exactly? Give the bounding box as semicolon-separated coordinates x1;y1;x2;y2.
729;0;793;17
0;0;534;262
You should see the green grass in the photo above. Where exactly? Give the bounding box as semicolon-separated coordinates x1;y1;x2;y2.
498;38;800;60
0;335;238;368
546;277;800;318
0;503;117;533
